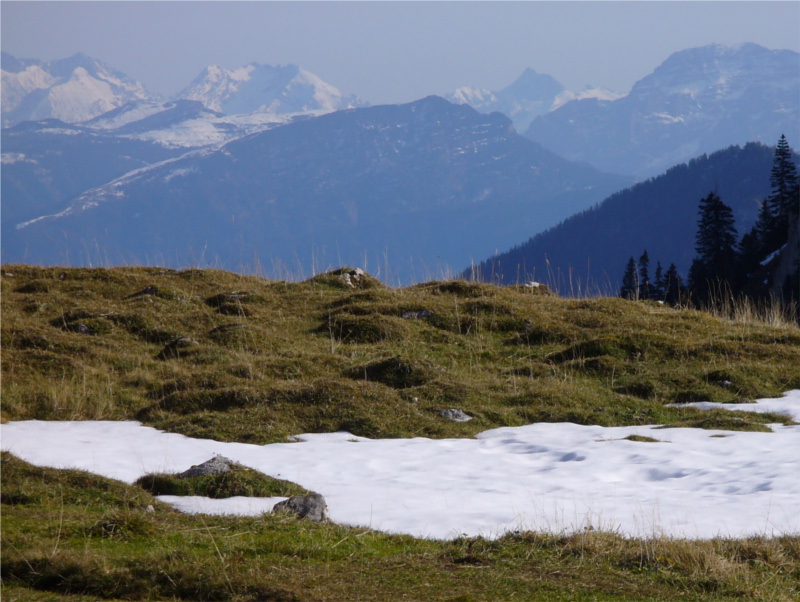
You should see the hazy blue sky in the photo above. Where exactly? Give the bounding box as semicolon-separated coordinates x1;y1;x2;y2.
3;2;799;103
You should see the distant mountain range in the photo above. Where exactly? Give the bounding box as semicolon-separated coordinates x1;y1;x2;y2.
525;44;800;178
1;52;153;127
2;96;629;280
3;43;796;178
2;43;798;286
177;62;366;115
466;142;793;290
446;68;621;133
1;53;365;129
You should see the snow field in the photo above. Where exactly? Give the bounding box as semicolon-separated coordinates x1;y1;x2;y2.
2;391;798;540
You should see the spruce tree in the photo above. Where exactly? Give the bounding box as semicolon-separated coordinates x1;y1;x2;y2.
765;135;799;253
736;227;767;299
620;257;638;300
664;263;683;306
653;261;665;301
638;250;651;300
690;191;738;304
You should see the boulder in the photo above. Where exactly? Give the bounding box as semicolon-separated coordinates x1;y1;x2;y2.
178;455;244;478
273;493;329;522
437;408;473;422
70;322;92;335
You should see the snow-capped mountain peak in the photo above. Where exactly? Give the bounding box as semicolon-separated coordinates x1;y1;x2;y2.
525;43;800;178
175;62;366;116
631;42;799;99
447;87;498;110
551;86;624;111
446;67;571;132
1;52;154;127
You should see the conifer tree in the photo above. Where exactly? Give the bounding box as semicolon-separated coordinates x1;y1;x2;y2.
736;227;767;299
664;263;683;306
764;135;799;253
689;191;738;303
653;261;665;301
620;257;638;300
638;250;651;300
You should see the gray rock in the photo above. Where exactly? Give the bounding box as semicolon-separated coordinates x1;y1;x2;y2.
437;408;473;422
401;309;433;320
273;493;329;522
157;337;199;360
70;322;91;335
179;455;243;478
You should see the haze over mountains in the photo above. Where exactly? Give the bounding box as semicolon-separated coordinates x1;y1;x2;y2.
2;97;628;279
1;43;798;284
445;68;621;133
526;43;800;178
467;142;786;289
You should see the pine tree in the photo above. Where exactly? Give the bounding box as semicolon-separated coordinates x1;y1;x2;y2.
690;191;738;304
638;250;650;300
620;257;638;300
736;227;767;299
764;135;799;253
687;258;707;303
653;261;665;301
664;263;683;306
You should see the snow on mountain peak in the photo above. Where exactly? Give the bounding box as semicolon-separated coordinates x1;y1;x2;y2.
632;43;798;98
1;53;153;127
446;68;569;131
551;86;624;110
448;87;498;110
175;62;365;116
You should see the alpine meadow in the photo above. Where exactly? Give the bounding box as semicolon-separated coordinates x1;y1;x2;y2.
2;4;800;600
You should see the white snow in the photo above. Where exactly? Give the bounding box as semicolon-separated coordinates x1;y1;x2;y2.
1;152;36;165
760;245;787;267
1;65;57;112
86;101;168;130
177;62;363;116
448;87;498;110
128;111;297;149
2;390;798;541
551;87;624;110
3;60;151;126
651;112;686;125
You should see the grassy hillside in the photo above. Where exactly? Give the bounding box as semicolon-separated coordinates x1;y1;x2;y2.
2;265;800;600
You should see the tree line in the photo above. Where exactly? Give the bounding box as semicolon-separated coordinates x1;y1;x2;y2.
620;135;799;310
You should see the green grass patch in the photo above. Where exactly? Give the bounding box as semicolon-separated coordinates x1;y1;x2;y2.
135;466;310;499
3;265;799;439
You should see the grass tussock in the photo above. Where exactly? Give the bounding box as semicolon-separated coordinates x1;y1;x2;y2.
3;265;800;600
135;467;310;499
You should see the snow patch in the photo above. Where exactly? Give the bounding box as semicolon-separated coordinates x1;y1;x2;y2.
1;152;37;165
2;391;799;540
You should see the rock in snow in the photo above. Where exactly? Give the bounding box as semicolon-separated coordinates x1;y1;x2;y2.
179;455;244;478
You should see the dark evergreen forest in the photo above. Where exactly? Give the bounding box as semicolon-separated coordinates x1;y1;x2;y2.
468;142;795;298
621;136;799;311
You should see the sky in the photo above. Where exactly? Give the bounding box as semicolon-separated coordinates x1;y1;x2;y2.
2;391;799;539
2;2;799;104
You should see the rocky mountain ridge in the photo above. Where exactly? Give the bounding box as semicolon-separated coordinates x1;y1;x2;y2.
525;43;800;177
